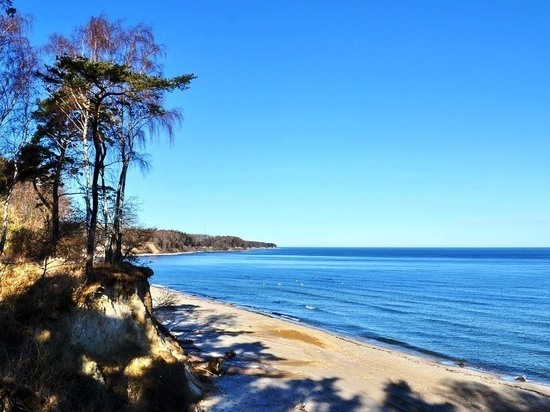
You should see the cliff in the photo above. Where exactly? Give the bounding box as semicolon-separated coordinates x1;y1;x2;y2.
0;262;203;411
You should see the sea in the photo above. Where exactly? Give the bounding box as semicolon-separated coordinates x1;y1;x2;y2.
141;247;550;384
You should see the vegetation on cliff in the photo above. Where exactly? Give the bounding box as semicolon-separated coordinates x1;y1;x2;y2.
0;2;220;410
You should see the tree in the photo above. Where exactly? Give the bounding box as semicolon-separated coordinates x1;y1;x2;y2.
45;15;171;244
0;1;37;254
41;16;194;274
105;83;183;263
20;94;80;253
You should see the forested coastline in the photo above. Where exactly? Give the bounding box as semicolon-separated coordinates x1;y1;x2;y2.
132;229;276;254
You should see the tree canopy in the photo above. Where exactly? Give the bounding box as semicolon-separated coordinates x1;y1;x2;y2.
1;13;196;273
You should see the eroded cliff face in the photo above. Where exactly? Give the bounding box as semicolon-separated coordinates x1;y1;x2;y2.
0;262;203;411
70;264;203;410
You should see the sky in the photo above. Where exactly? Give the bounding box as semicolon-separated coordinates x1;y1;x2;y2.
20;0;550;247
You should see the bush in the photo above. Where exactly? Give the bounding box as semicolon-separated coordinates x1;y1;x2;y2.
152;288;179;309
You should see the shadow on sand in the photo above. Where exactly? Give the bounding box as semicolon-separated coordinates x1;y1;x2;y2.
382;379;550;412
156;303;365;410
157;303;550;412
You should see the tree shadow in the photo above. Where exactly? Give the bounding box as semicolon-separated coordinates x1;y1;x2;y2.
157;303;367;410
383;380;455;411
155;304;256;355
209;374;364;411
381;379;550;412
157;303;240;330
443;381;550;411
157;300;550;411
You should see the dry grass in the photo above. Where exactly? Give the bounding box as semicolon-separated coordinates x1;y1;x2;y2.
0;262;42;298
0;262;78;410
0;262;201;411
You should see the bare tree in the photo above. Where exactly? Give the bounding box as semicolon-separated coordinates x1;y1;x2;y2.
0;2;37;253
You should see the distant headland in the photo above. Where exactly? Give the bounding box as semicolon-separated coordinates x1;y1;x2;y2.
129;229;277;255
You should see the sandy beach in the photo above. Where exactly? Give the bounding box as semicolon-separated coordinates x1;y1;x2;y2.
151;285;550;411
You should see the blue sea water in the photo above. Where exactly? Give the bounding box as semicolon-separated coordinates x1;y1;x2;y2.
142;247;550;384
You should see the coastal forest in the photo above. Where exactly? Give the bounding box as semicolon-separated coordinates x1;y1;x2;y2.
0;2;251;409
135;229;276;254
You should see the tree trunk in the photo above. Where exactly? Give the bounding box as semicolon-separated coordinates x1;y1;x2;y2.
81;115;92;230
108;158;128;264
50;147;65;253
101;167;109;261
0;188;13;254
85;111;104;277
0;166;18;255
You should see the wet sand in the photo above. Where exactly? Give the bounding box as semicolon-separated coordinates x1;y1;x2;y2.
151;285;550;411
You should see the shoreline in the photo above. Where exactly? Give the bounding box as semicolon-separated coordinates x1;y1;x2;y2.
137;246;277;257
154;287;546;387
151;285;550;411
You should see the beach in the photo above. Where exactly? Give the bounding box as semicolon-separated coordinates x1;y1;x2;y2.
151;285;550;411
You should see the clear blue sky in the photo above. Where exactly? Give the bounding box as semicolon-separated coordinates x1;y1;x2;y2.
23;0;550;247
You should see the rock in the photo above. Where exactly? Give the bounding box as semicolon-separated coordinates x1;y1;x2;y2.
207;357;223;375
515;375;527;382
